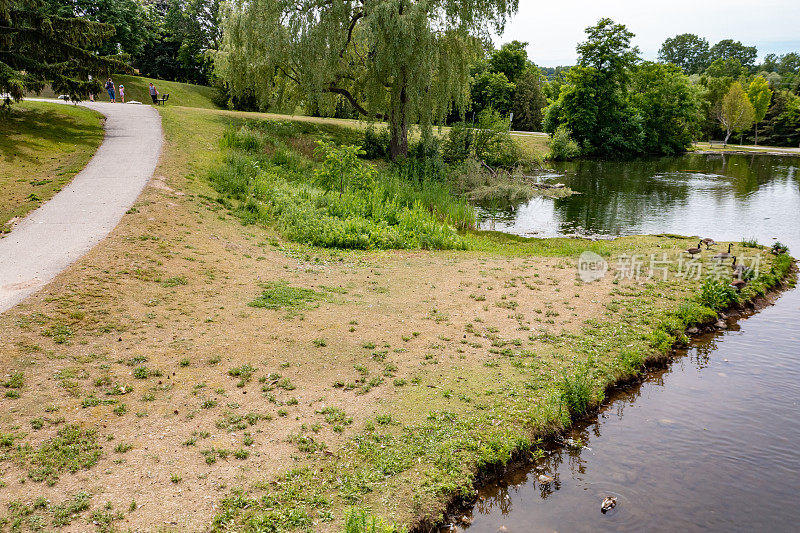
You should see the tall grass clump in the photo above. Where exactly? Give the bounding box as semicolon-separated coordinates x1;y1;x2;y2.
741;236;759;248
698;276;737;311
344;508;407;533
559;363;599;416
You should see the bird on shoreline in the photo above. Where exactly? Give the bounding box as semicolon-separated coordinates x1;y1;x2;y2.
730;278;747;290
685;240;702;258
713;243;734;260
731;256;752;278
701;238;716;249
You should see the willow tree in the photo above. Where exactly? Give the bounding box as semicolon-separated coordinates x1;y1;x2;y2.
216;0;518;159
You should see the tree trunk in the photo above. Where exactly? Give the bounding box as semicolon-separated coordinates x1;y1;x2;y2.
388;83;409;161
754;123;758;145
723;129;732;145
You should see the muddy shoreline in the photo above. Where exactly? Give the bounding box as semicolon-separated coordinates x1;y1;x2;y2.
411;262;798;532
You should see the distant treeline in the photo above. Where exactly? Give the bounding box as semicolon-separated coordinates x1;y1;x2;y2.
7;2;799;155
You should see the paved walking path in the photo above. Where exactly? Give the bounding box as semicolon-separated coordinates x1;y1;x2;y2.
0;100;162;313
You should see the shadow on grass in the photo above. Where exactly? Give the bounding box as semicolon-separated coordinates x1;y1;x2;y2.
0;104;103;164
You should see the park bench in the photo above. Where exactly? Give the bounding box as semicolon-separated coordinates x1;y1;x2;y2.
708;140;726;147
155;93;169;106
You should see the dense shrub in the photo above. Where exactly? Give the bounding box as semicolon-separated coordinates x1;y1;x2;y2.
442;122;473;162
549;125;581;160
313;142;375;192
698;276;737;311
442;109;521;167
361;126;390;159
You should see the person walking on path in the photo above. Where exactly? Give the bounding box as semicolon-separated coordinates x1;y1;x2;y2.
149;82;158;104
119;84;125;103
105;78;116;102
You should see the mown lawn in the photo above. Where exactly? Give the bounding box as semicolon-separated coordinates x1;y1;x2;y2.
0;101;104;230
30;74;220;110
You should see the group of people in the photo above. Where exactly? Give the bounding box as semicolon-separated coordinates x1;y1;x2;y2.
88;78;160;105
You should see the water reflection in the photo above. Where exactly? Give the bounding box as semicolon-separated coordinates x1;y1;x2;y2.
478;154;800;240
463;153;800;532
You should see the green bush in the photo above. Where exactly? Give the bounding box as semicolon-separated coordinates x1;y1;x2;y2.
473;109;521;167
361;126;390;159
698;276;737;311
313;141;375;193
442;122;473;162
442;110;521;167
549;125;581;160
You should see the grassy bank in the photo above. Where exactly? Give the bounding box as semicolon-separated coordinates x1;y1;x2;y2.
0;101;105;231
691;141;800;155
31;74;219;109
0;105;793;532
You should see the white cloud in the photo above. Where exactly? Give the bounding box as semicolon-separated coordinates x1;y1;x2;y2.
494;0;800;66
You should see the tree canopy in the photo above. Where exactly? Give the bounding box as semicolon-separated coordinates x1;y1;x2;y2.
545;18;699;157
717;81;755;143
488;40;527;83
747;75;773;144
43;0;157;58
0;0;128;105
658;33;710;74
576;17;639;82
709;39;757;70
217;0;518;159
134;0;221;85
511;67;545;131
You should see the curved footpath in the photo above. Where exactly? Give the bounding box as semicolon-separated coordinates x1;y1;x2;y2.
0;100;162;313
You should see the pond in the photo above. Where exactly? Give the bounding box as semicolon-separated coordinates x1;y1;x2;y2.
464;153;800;532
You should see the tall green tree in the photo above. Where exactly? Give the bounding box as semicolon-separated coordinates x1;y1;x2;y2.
758;89;800;146
546;18;644;156
747;75;773;144
43;0;157;58
471;70;515;115
717;81;755;144
0;0;128;105
511;67;546;131
133;0;220;84
488;40;528;83
658;33;710;74
704;57;748;79
709;39;757;71
630;62;699;154
576;17;639;82
217;0;518;160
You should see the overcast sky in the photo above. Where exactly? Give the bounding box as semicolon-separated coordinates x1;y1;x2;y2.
494;0;800;66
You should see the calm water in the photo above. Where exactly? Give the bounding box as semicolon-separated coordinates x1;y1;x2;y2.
466;153;800;532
